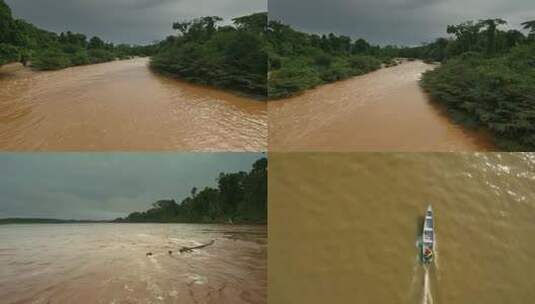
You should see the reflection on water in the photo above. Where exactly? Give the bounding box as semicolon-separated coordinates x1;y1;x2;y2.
0;224;266;304
269;153;535;304
269;61;494;151
0;58;267;151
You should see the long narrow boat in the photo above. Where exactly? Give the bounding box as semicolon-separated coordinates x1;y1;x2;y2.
421;205;435;264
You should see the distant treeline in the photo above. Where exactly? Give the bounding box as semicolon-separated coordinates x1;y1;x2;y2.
150;12;267;98
268;20;401;98
115;157;267;224
414;19;535;151
0;0;155;70
0;218;109;224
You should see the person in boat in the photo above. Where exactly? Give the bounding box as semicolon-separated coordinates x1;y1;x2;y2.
424;247;433;260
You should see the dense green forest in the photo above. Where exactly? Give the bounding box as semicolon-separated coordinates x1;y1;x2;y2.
115;157;267;224
412;19;535;150
268;20;404;98
0;0;154;70
150;12;267;98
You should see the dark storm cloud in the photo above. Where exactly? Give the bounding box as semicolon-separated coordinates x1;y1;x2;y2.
5;0;266;44
269;0;535;45
0;153;264;220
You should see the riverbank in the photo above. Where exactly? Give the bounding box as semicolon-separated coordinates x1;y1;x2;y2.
0;62;24;73
269;60;495;151
420;43;535;151
150;13;267;98
0;58;267;151
267;20;405;99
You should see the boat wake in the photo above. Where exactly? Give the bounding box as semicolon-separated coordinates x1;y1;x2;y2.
421;266;434;304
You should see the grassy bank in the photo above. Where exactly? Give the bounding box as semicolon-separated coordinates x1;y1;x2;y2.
150;13;267;99
417;19;535;151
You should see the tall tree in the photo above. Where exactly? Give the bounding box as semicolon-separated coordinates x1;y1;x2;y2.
447;21;484;53
521;20;535;39
88;36;105;49
0;0;13;42
478;18;507;55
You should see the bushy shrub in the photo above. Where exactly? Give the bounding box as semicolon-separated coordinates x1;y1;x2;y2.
150;13;268;97
88;49;115;64
268;57;322;98
69;50;90;65
0;43;19;65
267;20;384;98
32;49;71;70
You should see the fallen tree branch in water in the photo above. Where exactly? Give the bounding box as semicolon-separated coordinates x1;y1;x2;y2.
179;240;215;253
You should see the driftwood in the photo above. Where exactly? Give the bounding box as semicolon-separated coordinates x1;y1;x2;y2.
179;240;215;253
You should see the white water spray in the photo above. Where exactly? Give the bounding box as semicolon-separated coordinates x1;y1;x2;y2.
421;266;433;304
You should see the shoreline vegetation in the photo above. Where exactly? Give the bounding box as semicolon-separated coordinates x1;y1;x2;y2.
414;19;535;151
150;12;267;99
267;20;396;99
0;157;267;225
268;17;535;151
1;0;267;99
0;0;155;70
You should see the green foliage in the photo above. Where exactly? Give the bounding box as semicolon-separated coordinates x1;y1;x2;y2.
0;43;19;65
267;20;384;98
521;20;535;37
118;158;267;224
0;0;157;70
151;12;268;98
31;49;72;70
403;18;531;63
88;36;105;49
88;49;115;63
421;42;535;151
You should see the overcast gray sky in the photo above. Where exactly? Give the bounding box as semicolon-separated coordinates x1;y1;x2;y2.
0;153;263;220
269;0;535;45
6;0;266;44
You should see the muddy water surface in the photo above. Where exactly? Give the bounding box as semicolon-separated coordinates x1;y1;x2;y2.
269;153;535;304
269;61;494;151
0;59;266;151
0;223;266;304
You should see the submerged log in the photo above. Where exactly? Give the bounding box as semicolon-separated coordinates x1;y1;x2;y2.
179;240;215;253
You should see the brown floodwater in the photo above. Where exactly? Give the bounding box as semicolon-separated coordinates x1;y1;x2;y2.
269;153;535;304
0;223;266;304
0;58;267;151
269;61;494;151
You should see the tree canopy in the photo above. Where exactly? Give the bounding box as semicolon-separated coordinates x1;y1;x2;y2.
150;12;268;98
116;158;267;224
267;20;397;98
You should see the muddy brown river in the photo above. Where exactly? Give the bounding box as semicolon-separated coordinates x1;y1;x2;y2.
0;223;266;304
269;61;494;151
269;153;535;304
0;58;267;151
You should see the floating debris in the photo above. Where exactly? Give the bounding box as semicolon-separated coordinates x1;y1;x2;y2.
179;240;215;253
